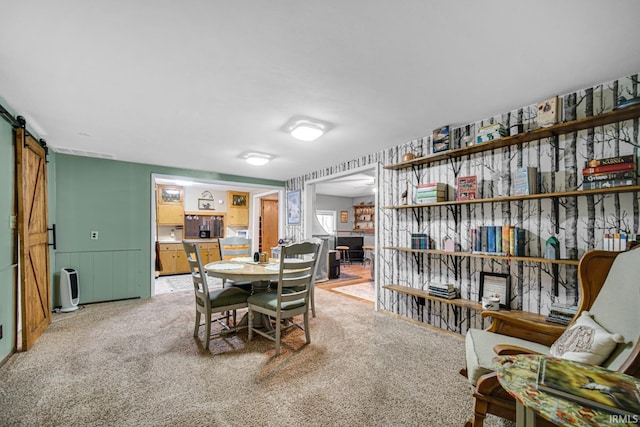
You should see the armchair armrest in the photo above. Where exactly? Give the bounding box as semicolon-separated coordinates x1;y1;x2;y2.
482;310;566;347
493;344;543;356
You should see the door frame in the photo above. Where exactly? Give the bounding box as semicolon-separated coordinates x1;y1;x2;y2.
302;164;379;309
149;173;283;295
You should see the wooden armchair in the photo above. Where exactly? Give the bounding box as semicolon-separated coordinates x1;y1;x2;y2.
460;246;640;427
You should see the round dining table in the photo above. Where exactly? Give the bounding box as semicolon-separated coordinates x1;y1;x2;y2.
204;258;307;329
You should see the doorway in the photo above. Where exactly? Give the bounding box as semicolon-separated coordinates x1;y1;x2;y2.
260;196;278;253
303;164;378;308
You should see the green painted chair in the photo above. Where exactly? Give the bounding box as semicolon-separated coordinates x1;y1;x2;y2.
218;236;253;290
247;240;321;356
183;241;249;350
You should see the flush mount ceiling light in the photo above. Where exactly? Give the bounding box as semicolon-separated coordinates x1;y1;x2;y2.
283;117;333;142
242;152;273;166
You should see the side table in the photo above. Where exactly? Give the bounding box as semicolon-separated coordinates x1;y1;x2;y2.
494;354;639;427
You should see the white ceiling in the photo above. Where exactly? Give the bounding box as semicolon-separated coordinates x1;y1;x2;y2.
2;1;640;185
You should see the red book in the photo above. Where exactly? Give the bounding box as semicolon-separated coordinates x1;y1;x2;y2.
582;163;634;175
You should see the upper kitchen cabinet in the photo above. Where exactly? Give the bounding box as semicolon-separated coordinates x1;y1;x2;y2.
157;185;183;204
226;191;249;226
157;185;184;225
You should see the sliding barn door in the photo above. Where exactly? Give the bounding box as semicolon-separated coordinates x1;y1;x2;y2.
16;127;51;350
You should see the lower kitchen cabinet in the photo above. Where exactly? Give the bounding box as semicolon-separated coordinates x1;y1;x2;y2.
158;241;220;276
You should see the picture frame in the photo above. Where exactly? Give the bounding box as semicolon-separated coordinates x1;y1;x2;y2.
286;190;301;225
232;194;247;207
198;198;215;210
432;125;450;153
340;210;348;223
479;272;511;308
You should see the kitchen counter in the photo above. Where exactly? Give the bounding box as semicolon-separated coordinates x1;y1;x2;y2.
157;238;220;244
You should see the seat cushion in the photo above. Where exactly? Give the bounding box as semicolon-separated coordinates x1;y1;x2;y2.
465;328;551;385
247;292;306;312
197;287;249;308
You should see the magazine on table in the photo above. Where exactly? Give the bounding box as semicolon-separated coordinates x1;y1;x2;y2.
536;357;640;417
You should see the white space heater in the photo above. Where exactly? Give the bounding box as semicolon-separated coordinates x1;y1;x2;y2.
60;268;80;312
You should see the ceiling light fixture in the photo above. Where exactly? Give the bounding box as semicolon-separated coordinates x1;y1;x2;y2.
290;120;324;142
243;152;273;166
283;116;332;142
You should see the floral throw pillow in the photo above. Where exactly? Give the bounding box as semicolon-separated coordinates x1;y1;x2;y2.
549;311;624;365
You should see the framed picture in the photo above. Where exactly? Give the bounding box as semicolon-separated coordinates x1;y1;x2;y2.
432;125;450;153
286;190;301;225
198;198;215;210
340;210;348;223
479;272;511;308
232;194;247;207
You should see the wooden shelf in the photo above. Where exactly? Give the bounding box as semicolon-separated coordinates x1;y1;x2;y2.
383;185;640;210
384;104;640;170
383;284;557;333
383;284;482;310
383;246;580;266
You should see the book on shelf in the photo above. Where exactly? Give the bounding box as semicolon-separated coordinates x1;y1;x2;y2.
470;225;519;256
457;175;477;201
583;178;636;190
583;170;635;182
545;304;578;325
582;162;635;175
427;282;457;299
514;167;538;196
536;357;640;417
415;196;446;204
410;233;429;250
603;233;638;251
586;154;635;168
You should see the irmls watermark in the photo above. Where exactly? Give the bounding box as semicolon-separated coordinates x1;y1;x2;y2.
610;414;639;424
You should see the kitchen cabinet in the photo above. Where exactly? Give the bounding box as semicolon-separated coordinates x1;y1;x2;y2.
158;243;186;276
157;185;184;225
226;191;249;226
157;204;184;225
158;241;220;275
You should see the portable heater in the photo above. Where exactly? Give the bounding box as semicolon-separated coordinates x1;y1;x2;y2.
59;268;80;312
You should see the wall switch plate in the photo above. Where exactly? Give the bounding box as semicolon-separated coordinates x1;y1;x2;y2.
90;231;99;240
9;216;16;229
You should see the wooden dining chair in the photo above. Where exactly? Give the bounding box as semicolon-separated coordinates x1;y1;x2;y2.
218;236;252;290
247;240;321;356
182;241;250;350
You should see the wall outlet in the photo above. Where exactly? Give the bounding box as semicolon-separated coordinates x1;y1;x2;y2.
90;231;99;240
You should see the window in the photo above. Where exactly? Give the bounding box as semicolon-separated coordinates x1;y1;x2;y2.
316;210;336;235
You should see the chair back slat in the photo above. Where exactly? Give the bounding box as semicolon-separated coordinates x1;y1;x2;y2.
219;236;252;260
182;241;209;303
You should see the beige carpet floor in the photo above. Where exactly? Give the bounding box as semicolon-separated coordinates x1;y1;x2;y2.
0;288;508;426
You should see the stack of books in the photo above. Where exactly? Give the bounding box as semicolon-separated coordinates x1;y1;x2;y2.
545;303;578;325
582;155;636;190
415;183;446;204
428;282;457;299
514;166;538;196
603;232;639;251
471;225;526;256
411;233;429;249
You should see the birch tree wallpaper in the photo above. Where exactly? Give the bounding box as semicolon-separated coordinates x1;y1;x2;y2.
286;72;639;335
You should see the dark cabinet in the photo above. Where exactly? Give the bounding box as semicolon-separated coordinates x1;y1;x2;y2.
184;214;224;239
